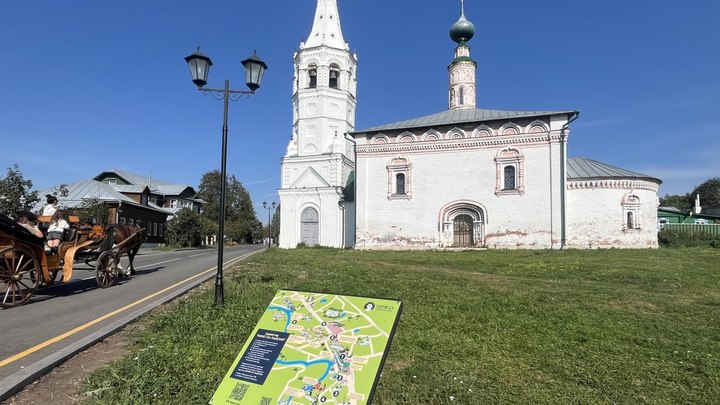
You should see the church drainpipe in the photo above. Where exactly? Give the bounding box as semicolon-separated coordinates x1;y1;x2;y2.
344;131;358;249
560;111;580;249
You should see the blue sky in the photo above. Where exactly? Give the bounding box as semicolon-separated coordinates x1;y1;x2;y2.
2;0;719;219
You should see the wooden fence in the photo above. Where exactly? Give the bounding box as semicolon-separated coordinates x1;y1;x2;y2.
661;223;720;236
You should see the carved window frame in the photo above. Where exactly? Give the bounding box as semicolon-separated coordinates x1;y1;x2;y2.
494;147;525;196
622;193;641;231
387;156;412;200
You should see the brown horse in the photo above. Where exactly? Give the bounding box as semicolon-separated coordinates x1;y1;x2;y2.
107;224;145;275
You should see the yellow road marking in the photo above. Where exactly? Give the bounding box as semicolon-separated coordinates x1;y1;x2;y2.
0;253;249;368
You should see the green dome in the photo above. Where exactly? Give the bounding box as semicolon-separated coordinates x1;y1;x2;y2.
450;14;475;43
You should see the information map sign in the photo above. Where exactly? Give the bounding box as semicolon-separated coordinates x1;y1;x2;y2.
211;290;402;405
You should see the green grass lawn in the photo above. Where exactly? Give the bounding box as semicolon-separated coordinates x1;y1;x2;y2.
83;248;720;404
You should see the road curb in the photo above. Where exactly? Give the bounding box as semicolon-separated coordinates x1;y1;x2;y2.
0;249;263;402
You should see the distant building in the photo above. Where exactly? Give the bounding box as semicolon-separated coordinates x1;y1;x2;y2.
93;169;205;216
37;169;205;244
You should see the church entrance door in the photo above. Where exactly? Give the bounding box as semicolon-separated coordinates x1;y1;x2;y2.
300;207;319;246
453;214;474;247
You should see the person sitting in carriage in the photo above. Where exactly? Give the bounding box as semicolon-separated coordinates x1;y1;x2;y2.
42;194;59;216
46;209;70;251
13;210;44;239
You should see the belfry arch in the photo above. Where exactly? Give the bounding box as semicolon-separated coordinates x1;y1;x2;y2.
439;200;486;247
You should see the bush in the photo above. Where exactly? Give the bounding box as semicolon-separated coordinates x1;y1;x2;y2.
658;229;720;248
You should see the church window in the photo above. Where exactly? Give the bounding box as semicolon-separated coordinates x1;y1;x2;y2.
459;86;465;105
396;173;406;195
308;64;317;88
329;65;340;89
503;166;516;190
494;148;525;196
387;157;412;200
627;212;635;229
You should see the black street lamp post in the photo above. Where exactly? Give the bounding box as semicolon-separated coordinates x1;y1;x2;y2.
185;47;267;306
263;201;276;250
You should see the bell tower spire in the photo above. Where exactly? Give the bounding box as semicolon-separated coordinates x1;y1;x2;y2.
305;0;347;49
448;0;477;109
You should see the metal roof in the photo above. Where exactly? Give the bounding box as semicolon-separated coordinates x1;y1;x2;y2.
353;108;577;133
94;169;196;196
567;157;662;183
154;184;191;196
34;180;169;214
113;185;148;193
35;180;134;210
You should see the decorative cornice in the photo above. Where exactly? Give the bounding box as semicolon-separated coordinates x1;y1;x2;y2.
567;179;659;191
357;133;562;155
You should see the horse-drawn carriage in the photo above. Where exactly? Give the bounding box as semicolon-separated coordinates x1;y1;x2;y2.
0;212;144;308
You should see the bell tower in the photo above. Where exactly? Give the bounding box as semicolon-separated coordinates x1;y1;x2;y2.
448;0;477;109
279;0;357;248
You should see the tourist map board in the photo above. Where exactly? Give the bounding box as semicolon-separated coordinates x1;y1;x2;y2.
210;290;402;405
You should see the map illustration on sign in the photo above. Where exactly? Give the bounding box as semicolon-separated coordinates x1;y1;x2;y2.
211;290;402;405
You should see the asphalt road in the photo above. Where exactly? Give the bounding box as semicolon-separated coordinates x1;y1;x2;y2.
0;244;264;397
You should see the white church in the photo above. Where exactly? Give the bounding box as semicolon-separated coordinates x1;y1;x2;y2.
279;0;662;250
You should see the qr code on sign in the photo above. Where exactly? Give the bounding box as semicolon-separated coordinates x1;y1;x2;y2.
230;382;249;401
258;397;271;405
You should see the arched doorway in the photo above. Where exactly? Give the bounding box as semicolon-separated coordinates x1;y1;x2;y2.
453;214;474;247
300;207;319;246
439;200;486;247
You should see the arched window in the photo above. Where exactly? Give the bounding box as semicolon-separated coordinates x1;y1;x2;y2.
622;193;641;230
396;173;405;195
495;148;525;195
387;157;412;200
459;86;465;105
329;64;340;89
308;64;317;88
503;166;516;190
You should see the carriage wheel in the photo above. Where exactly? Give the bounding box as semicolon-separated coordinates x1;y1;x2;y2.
0;246;41;308
95;251;118;288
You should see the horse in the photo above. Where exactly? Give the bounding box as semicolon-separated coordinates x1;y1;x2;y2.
105;223;145;275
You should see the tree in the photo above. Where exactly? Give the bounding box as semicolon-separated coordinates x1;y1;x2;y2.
77;198;111;225
690;177;720;207
197;170;260;244
165;208;202;247
0;164;39;215
270;204;281;244
659;193;692;212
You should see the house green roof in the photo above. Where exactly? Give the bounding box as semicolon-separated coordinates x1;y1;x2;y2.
567;157;662;184
353;108;576;133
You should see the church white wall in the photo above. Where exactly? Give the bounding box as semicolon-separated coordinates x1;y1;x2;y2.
279;187;347;248
356;142;564;249
566;181;659;248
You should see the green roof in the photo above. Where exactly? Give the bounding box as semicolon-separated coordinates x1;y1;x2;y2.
353;108;576;133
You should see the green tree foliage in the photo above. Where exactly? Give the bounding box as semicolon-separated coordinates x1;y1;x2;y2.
197;170;260;244
0;164;39;214
691;177;720;207
165;208;202;247
659;193;692;212
271;204;281;243
77;198;111;225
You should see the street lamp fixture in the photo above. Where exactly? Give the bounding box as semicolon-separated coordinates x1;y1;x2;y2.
185;47;268;305
263;201;276;250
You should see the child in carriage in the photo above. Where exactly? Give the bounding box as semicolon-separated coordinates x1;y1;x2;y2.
46;209;69;251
